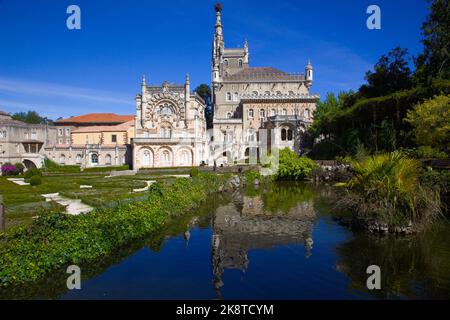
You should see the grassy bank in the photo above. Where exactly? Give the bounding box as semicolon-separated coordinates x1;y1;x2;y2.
0;173;229;287
337;152;443;232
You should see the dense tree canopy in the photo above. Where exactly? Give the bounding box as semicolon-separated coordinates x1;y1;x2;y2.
414;0;450;84
359;47;413;98
12;111;52;124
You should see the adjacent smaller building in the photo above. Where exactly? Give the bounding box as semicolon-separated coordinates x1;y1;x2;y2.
0;110;57;169
45;113;134;168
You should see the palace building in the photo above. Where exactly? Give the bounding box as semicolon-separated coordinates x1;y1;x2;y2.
132;75;208;169
3;2;318;172
210;3;319;165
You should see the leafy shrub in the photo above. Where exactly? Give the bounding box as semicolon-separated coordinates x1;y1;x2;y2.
405;94;450;149
402;146;448;159
244;170;261;185
43;158;80;173
342;152;442;226
29;175;42;186
276;148;317;181
14;163;24;174
421;169;450;193
1;164;18;176
24;168;42;179
189;167;199;177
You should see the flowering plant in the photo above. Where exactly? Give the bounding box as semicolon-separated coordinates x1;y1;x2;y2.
1;165;19;176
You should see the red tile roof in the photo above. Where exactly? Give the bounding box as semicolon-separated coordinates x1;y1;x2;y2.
55;113;134;124
72;120;134;133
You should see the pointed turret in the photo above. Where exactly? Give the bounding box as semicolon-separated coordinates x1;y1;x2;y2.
141;74;147;103
305;60;313;88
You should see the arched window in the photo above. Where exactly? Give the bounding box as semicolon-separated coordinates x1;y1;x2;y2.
248;129;255;142
181;150;191;166
91;153;98;165
288;91;294;95
287;129;293;141
226;112;232;119
166;128;172;138
59;154;66;165
282;109;287;116
160;128;165;138
276;91;282;96
271;109;276;116
294;108;299;116
162;150;171;166
259;109;265;118
252;91;258;96
226;92;232;101
281;129;287;141
75;154;82;164
248;109;254;118
224;59;229;67
233;92;239;101
142;150;151;167
239;59;243;68
265;91;270;95
227;132;233;143
304;109;310;119
105;154;112;165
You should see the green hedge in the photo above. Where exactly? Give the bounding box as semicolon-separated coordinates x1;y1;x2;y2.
82;165;130;173
0;173;229;287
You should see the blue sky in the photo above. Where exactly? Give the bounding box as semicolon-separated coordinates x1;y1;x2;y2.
0;0;428;119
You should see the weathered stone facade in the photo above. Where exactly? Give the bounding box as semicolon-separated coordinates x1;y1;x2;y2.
133;75;208;169
0;111;57;169
210;4;319;165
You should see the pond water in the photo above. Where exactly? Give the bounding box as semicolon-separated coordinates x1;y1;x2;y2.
4;182;450;300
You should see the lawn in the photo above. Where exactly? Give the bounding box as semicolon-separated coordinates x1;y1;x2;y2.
0;173;164;230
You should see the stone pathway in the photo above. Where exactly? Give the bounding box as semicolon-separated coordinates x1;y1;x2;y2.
133;180;156;193
162;174;191;179
7;178;30;186
41;193;93;215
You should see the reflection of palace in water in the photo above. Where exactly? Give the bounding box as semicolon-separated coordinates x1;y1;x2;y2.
211;192;316;297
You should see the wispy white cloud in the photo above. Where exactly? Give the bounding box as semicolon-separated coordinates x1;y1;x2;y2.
0;77;134;106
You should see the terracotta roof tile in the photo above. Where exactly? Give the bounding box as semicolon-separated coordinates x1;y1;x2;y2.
55;113;134;124
225;67;305;81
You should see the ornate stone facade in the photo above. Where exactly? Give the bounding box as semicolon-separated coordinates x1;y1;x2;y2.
210;4;319;165
133;75;208;169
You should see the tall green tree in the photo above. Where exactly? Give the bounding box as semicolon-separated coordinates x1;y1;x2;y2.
12;111;51;124
194;84;213;129
414;0;450;84
359;47;413;98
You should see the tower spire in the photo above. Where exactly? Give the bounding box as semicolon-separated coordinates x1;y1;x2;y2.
215;2;223;36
